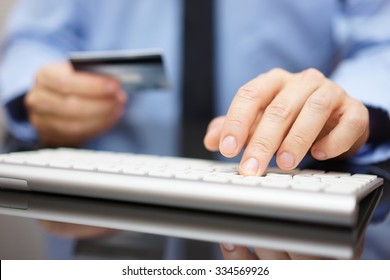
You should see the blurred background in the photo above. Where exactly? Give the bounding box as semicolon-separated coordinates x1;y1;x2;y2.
0;0;46;259
0;0;14;146
0;0;15;35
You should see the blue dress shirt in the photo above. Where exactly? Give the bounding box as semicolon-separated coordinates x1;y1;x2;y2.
1;0;390;157
1;0;390;259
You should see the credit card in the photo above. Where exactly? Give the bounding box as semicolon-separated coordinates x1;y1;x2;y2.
69;49;170;93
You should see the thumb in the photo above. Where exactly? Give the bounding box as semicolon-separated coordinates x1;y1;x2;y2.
204;116;226;152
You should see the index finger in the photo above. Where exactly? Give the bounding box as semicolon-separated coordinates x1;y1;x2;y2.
219;68;290;158
36;63;120;97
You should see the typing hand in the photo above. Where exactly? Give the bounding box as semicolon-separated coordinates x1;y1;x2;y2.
38;220;116;239
25;62;127;147
204;68;369;175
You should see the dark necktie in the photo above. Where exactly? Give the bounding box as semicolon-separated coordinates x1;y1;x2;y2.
181;0;216;259
181;0;214;159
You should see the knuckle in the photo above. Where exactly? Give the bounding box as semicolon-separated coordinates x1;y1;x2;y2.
36;65;56;86
37;65;69;93
333;141;348;155
267;68;286;77
290;130;311;147
58;79;71;94
317;141;342;157
226;110;248;130
236;85;261;103
264;101;292;123
361;104;369;120
35;69;47;87
345;111;368;132
307;90;332;113
300;68;325;82
326;81;345;98
64;97;81;118
250;136;275;155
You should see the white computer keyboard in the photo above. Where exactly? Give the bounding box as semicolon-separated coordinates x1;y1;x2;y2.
0;148;384;226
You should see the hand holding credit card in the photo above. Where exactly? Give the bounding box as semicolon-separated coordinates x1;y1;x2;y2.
70;49;170;93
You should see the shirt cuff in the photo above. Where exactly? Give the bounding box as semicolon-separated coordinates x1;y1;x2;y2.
4;93;38;143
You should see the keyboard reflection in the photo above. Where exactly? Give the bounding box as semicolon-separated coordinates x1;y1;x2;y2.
0;185;383;259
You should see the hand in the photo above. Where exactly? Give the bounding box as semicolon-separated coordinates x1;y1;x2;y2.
220;238;364;260
38;220;117;239
204;68;369;175
25;62;127;147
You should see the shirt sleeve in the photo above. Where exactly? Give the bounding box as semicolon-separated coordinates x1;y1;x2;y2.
330;0;390;163
331;1;390;113
0;0;82;143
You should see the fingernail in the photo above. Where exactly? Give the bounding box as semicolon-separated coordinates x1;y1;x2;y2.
240;157;259;175
222;243;235;252
313;149;326;160
279;152;295;169
221;136;237;155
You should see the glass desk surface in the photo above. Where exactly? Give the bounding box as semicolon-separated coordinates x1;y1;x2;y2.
0;160;389;260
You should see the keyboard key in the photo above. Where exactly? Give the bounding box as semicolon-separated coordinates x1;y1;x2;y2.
122;168;147;176
148;170;174;178
49;162;72;168
3;156;25;164
262;180;290;189
73;163;96;171
25;158;48;166
231;177;262;186
291;182;326;192
352;174;377;182
175;172;202;181
293;175;321;183
320;177;366;186
202;175;230;183
97;165;121;173
324;183;361;194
